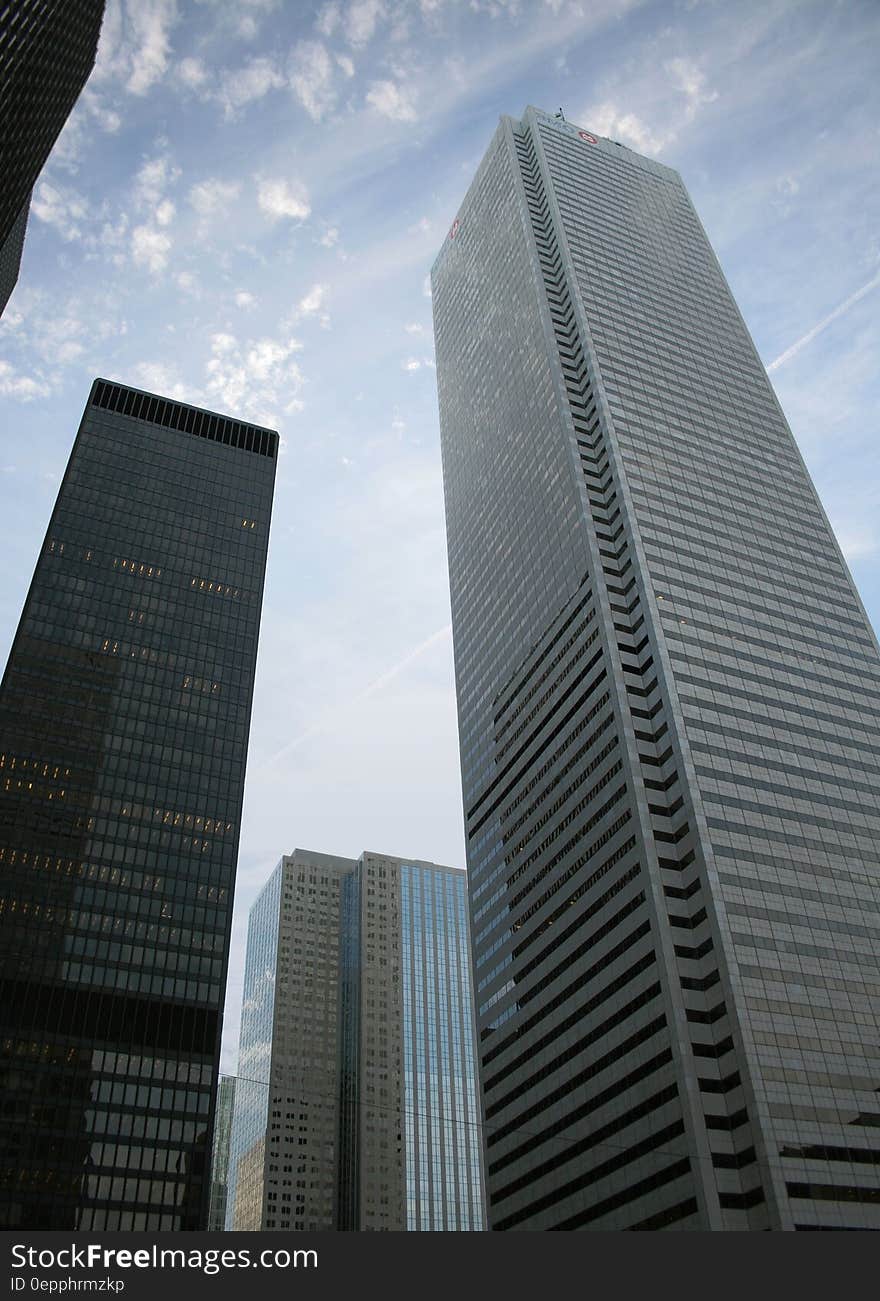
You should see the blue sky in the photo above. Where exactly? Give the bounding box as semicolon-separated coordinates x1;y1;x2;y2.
0;0;877;1073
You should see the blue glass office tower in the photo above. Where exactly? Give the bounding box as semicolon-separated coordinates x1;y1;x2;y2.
226;849;485;1231
432;107;880;1230
0;380;277;1229
399;862;484;1231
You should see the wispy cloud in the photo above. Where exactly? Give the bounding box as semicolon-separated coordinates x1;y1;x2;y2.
584;56;718;156
344;0;386;46
128;150;180;271
256;176;311;221
131;360;190;400
189;177;242;219
131;224;172;272
0;361;50;401
366;78;417;121
289;40;339;120
177;55;207;89
217;56;285;118
31;181;90;241
665;56;719;124
94;0;181;97
767;272;880;373
294;283;330;327
204;330;304;425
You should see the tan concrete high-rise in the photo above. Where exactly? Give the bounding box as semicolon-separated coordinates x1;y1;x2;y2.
226;849;485;1231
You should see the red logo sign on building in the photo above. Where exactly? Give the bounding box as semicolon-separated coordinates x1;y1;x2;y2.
578;131;598;144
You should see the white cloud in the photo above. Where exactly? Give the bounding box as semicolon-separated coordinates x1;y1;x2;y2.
665;56;719;123
126;1;177;95
135;154;179;205
289;40;337;120
176;270;198;293
316;2;340;36
188;177;242;218
95;0;180;97
366;79;417;122
81;87;123;134
246;338;300;380
55;337;86;366
31;182;89;241
212;332;238;355
133;360;190;400
235;290;257;309
177;56;208;88
51;82;123;170
584;58;717;159
218;56;285;118
319;226;340;247
298;283;327;316
585;104;668;156
0;361;50;401
257;177;311;221
204;330;305;425
131;224;172;272
155;198;175;226
0;306;23;331
402;358;421;371
345;0;385;45
336;54;355;77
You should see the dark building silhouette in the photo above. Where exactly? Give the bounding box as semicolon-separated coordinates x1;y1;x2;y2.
0;379;277;1229
0;0;105;315
432;106;880;1230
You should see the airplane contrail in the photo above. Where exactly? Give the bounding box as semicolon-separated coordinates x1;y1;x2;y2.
253;623;453;773
767;271;880;373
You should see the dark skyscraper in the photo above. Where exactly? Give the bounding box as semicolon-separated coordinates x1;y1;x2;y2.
432;107;880;1231
0;0;105;315
0;379;277;1230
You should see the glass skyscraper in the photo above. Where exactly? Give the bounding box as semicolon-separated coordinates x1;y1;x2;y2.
226;848;485;1231
431;106;880;1230
0;379;277;1229
207;1075;236;1232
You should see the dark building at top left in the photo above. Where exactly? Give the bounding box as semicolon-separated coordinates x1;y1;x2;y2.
0;380;278;1229
0;0;106;316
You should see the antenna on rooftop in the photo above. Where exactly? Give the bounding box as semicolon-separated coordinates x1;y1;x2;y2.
555;107;566;120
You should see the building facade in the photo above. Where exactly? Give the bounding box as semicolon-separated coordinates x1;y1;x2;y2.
0;1;105;315
207;1076;236;1232
0;379;277;1229
431;107;880;1230
226;849;485;1231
